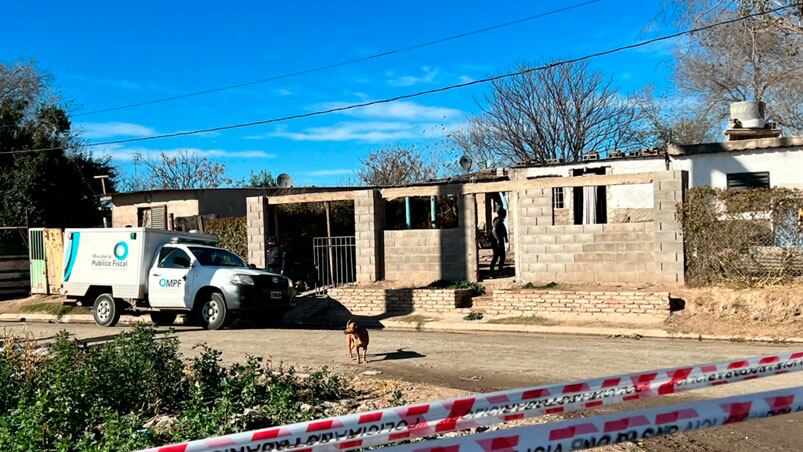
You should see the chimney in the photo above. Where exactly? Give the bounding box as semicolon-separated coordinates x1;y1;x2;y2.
723;101;782;141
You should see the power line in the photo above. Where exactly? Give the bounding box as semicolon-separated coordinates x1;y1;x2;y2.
69;0;603;117
3;1;800;157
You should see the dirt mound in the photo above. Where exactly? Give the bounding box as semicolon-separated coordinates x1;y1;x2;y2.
666;286;803;338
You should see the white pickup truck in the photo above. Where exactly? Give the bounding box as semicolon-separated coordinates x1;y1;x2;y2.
62;228;295;329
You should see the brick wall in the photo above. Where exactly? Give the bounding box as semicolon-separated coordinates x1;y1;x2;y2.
515;171;686;285
246;196;268;268
487;289;670;323
328;287;473;314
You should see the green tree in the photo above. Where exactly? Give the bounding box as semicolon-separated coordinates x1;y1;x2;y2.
0;61;114;228
246;170;277;188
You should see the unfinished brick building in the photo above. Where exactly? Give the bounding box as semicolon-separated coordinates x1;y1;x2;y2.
246;170;687;288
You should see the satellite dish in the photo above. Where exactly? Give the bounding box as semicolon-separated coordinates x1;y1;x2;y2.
276;173;293;188
459;155;473;172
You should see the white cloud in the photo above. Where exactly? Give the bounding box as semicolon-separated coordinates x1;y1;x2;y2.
77;122;157;139
458;75;475;83
306;169;355;177
386;66;440;87
316;100;462;122
267;121;419;143
266;119;463;143
276;88;293;96
95;144;276;162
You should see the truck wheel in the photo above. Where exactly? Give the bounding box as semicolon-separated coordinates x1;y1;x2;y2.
198;292;227;330
150;312;177;326
93;293;121;327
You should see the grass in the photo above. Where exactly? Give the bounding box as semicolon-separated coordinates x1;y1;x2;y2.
19;302;76;316
393;314;435;324
521;281;559;290
486;315;558;326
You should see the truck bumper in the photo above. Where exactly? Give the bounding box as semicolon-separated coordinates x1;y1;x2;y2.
221;284;296;312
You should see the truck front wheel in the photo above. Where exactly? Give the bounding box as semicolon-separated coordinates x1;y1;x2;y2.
198;292;227;330
93;293;121;327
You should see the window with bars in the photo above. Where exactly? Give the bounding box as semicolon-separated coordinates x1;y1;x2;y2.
726;172;770;189
552;187;565;209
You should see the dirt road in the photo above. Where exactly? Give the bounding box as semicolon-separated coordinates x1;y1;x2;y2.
3;321;801;451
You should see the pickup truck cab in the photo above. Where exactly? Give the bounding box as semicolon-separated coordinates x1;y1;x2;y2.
63;228;295;329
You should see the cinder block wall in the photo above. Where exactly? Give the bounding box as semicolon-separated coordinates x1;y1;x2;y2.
516;171;686;285
384;229;466;283
246;196;268;268
382;194;478;285
354;190;384;283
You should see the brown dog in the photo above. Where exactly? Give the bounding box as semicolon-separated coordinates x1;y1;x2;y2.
344;319;369;364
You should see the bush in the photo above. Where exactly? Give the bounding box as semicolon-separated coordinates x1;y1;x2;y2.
205;217;248;258
0;325;352;451
429;279;486;296
679;187;803;287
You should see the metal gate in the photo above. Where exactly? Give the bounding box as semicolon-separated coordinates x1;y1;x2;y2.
313;236;356;290
28;228;47;294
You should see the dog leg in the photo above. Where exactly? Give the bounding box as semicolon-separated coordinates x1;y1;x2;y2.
346;337;355;360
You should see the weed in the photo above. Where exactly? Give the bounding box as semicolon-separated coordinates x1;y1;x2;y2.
521;282;558;290
463;312;484;321
0;325;352;450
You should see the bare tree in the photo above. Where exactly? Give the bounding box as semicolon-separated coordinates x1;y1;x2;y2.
356;145;438;186
669;1;803;131
667;1;803;32
634;88;718;145
452;61;645;166
129;150;231;190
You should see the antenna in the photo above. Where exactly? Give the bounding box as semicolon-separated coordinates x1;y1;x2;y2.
276;173;293;188
459;154;473;172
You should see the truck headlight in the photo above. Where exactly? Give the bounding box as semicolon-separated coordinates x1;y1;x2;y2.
231;274;255;286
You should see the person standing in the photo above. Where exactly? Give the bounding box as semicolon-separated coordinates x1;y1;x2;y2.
490;207;508;276
266;236;286;275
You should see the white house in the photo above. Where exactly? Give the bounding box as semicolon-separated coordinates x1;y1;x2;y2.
504;135;803;225
668;136;803;190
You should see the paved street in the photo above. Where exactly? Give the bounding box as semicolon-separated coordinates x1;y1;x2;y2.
3;321;802;451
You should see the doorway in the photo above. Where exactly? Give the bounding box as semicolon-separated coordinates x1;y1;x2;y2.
572;168;607;225
478;192;514;280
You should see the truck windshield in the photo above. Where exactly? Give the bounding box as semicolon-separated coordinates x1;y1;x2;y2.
188;247;246;267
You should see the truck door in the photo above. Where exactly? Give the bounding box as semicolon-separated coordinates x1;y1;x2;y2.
148;247;192;308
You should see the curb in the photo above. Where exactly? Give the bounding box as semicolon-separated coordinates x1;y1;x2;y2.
380;319;803;344
2;314;801;344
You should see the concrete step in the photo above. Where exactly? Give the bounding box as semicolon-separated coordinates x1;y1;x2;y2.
479;277;516;291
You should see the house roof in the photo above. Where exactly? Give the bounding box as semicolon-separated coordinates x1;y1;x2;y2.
105;186;355;203
668;136;803;156
510;150;666;170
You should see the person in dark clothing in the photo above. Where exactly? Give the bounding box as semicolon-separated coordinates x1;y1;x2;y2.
490;207;508;276
266;236;286;275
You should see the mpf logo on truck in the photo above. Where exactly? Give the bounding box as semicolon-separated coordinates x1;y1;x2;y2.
159;278;183;288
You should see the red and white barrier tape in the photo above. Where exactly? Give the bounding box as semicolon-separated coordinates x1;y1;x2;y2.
384;386;803;452
144;351;803;452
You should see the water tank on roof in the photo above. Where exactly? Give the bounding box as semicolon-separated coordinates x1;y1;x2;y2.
730;101;766;128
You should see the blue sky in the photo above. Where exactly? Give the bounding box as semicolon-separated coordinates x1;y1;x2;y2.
1;0;678;186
